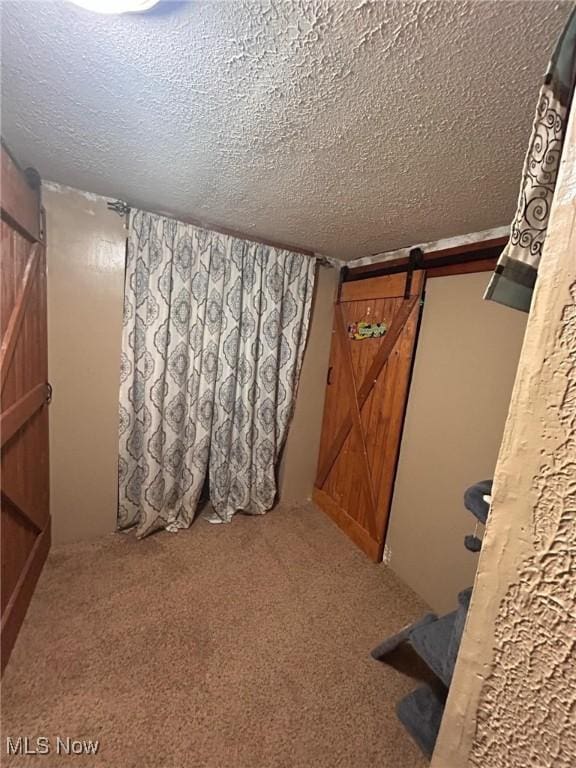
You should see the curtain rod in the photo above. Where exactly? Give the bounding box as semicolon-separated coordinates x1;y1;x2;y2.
106;199;335;266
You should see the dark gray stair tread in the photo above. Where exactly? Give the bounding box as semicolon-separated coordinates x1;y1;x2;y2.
464;533;482;552
458;587;473;610
396;685;446;759
464;479;492;524
370;612;437;660
445;588;473;680
409;611;457;687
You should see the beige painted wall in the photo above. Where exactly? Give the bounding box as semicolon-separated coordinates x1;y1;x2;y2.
432;100;576;767
44;183;126;544
44;182;337;543
279;265;338;502
386;272;527;613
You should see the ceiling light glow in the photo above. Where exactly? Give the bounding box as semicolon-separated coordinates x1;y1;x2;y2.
69;0;159;14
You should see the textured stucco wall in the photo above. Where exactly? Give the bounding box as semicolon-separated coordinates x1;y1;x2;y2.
44;182;335;542
1;1;572;260
432;94;576;768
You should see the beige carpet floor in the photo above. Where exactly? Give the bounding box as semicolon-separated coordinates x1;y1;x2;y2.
2;503;429;768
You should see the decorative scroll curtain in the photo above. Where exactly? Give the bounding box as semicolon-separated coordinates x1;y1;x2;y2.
485;6;576;312
118;210;315;538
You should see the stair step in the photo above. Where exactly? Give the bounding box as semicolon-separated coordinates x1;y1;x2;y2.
464;479;492;524
445;588;473;678
396;685;447;759
409;612;457;687
370;612;437;660
458;587;472;610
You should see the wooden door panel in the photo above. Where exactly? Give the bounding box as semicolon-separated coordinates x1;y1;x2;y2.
1;144;50;674
319;334;344;458
2;411;50;530
0;149;41;241
324;428;376;539
314;271;424;561
1;505;38;613
340;273;407;301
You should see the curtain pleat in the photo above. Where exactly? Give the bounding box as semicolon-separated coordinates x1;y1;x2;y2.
118;210;315;538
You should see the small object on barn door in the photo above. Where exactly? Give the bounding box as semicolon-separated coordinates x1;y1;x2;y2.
347;320;388;340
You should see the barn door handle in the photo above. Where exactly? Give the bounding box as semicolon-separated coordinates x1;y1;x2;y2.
327;366;333;385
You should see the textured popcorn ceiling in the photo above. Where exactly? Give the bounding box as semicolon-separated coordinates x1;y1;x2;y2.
0;0;572;260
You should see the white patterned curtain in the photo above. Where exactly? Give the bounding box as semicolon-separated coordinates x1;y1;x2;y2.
118;210;315;538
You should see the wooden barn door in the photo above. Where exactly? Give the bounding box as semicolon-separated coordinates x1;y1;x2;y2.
313;271;424;561
1;145;50;673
